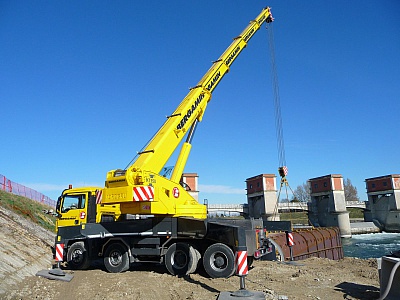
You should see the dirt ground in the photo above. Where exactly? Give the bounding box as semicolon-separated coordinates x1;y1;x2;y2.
0;206;381;300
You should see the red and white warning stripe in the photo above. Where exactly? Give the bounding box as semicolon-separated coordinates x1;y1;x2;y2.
55;243;64;262
235;250;248;276
282;166;288;176
287;232;294;247
133;186;154;201
96;190;103;204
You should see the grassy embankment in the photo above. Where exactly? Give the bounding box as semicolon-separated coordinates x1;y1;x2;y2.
0;189;55;231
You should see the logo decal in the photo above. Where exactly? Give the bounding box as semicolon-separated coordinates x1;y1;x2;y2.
176;93;205;130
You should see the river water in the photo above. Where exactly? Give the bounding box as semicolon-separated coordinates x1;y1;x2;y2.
342;232;400;259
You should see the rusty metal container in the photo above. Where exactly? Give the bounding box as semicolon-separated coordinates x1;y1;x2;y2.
267;227;343;261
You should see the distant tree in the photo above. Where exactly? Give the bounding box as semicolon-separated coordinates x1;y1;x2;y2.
279;198;290;203
344;178;359;202
292;182;310;203
291;179;359;202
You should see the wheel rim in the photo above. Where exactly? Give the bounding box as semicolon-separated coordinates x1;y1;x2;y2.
209;251;228;271
172;249;188;269
109;250;123;267
72;249;84;264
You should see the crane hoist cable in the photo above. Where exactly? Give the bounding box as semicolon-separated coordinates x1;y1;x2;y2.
267;22;286;171
266;23;289;182
266;23;308;222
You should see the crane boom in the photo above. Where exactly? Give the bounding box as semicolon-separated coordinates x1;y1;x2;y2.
102;7;274;218
131;7;273;174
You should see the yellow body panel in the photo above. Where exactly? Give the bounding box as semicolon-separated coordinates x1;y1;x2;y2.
103;172;207;219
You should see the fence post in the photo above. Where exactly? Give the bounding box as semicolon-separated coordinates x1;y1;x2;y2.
7;179;12;193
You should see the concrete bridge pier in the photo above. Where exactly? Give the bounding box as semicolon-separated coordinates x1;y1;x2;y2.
308;174;352;238
246;174;280;221
366;174;400;232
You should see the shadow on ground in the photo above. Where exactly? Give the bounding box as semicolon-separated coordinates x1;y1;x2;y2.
335;281;379;300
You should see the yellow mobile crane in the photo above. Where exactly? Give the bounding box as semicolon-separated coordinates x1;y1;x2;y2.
54;6;274;278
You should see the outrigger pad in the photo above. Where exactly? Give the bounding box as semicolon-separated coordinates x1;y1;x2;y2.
218;290;266;300
35;269;74;282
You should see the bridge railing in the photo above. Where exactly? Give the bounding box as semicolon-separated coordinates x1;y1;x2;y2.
207;201;366;213
207;204;244;210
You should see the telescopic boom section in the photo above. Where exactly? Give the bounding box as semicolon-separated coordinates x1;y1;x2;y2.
131;7;273;175
103;7;273;218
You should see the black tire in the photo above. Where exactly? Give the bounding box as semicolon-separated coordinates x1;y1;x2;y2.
103;243;129;273
203;243;235;278
67;241;90;270
165;243;198;276
187;246;201;274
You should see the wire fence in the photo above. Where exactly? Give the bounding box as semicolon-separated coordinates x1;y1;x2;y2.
0;174;56;207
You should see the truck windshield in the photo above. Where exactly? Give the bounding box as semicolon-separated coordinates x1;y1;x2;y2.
61;194;86;213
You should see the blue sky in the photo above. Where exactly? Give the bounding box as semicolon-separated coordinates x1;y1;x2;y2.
1;1;399;203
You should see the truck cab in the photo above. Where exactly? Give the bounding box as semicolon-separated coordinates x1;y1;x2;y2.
55;186;121;230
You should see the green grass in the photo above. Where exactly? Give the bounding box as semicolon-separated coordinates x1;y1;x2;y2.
347;207;364;219
0;189;56;231
280;211;309;225
264;210;364;225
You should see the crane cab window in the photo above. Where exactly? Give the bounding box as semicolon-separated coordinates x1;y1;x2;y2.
62;194;86;213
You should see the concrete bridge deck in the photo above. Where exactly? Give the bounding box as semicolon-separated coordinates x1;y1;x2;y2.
207;201;366;214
